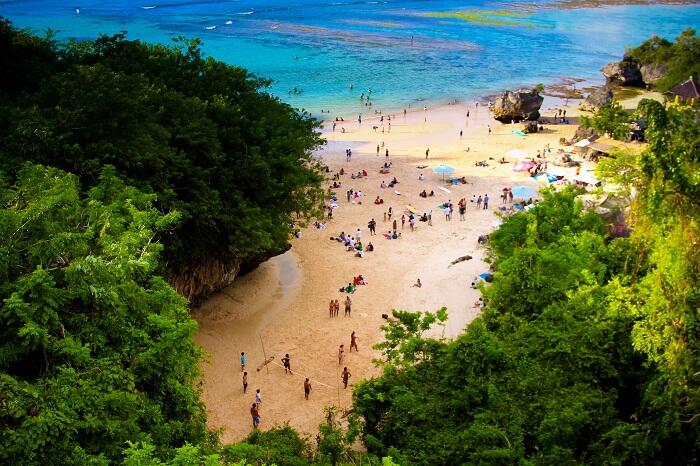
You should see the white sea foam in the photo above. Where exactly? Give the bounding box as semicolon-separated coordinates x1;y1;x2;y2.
205;25;216;30
225;20;233;25
141;5;157;9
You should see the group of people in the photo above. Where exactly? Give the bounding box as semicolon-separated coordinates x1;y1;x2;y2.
329;296;353;317
379;177;399;188
469;194;490;210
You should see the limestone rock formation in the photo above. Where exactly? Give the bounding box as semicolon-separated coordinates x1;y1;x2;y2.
582;87;614;110
601;58;643;86
640;63;668;84
491;89;544;123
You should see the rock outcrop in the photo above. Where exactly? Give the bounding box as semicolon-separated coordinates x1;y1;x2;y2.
491;89;544;123
640;63;668;84
170;246;289;305
601;58;643;87
573;125;597;143
522;120;539;134
582;87;614;111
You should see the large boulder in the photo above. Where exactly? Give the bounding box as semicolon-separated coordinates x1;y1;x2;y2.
582;87;614;111
640;63;668;85
601;58;643;86
522;120;539;134
573;125;597;143
491;89;544;123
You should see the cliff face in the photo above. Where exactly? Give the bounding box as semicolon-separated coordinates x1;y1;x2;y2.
170;246;292;306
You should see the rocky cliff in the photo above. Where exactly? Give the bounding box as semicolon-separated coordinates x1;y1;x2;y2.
170;246;290;306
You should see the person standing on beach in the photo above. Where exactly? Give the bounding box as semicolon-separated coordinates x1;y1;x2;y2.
251;403;260;429
467;110;470;118
401;214;405;230
329;299;335;318
304;378;312;400
341;367;352;389
477;195;482;209
241;352;247;371
368;218;376;235
392;219;397;233
376;144;380;156
385;149;389;160
488;125;491;135
334;299;340;317
425;148;430;159
344;297;352;317
255;389;262;407
409;215;416;231
508;190;514;203
282;354;292;374
243;372;248;394
428;210;432;226
483;194;489;209
338;344;345;364
388;207;393;220
350;331;359;352
460;129;463;138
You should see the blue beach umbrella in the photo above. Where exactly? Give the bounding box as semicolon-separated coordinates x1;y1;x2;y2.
534;173;557;183
510;185;537;199
433;164;455;181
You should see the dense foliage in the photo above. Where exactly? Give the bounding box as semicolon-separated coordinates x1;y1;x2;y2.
0;164;210;464
579;100;631;140
626;28;700;91
354;102;700;465
0;19;325;293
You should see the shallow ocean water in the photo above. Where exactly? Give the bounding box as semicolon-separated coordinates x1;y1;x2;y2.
2;0;699;116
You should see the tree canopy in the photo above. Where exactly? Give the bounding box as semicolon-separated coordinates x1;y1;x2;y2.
0;19;326;300
0;164;209;464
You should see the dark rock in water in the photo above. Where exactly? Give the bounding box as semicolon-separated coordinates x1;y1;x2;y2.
640;63;668;85
582;87;614;110
491;89;544;123
522;120;539;134
601;58;643;87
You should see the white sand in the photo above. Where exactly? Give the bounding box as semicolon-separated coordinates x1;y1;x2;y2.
193;96;591;442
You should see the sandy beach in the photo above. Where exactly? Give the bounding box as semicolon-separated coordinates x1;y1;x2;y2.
193;95;612;442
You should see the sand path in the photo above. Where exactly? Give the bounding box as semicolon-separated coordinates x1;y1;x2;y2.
193;97;585;442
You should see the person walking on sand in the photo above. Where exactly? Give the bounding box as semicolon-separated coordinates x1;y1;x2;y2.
243;371;248;394
338;344;345;365
251;403;260;429
483;194;489;210
241;352;247;371
476;195;482;209
341;367;352;389
388;206;393;220
282;353;292;374
344;296;352;317
255;389;262;407
425;148;430;159
385;148;389;160
401;214;405;230
350;331;359;352
304;378;312;400
368;218;376;235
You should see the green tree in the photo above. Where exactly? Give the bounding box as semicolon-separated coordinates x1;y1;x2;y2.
0;164;209;464
0;20;326;302
580;100;631;140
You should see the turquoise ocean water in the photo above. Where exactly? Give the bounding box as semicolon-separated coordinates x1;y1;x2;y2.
2;0;699;116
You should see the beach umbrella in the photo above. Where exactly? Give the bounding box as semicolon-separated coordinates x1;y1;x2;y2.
506;148;528;158
534;173;557;183
510;185;537;199
513;161;535;172
432;164;455;181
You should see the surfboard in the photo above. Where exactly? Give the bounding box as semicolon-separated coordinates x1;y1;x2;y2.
439;186;451;193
